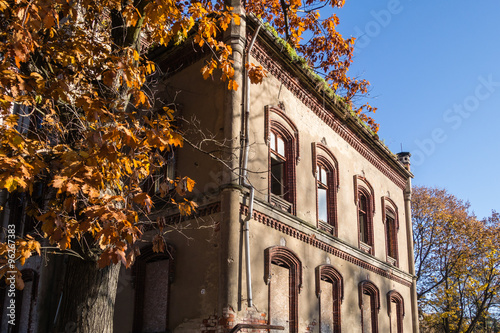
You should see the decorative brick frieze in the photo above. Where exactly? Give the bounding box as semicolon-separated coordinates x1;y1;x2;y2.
251;41;408;190
241;205;412;288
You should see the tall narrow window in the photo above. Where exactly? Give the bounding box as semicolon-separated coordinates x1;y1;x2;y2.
270;131;287;197
312;144;339;236
268;125;296;214
142;148;175;198
317;164;328;223
359;281;380;333
265;246;302;333
387;291;404;333
358;192;369;244
316;265;343;333
382;198;399;267
385;211;398;265
355;176;375;255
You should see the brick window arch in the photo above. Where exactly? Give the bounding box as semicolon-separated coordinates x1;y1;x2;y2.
382;197;399;267
359;280;380;333
264;246;302;333
354;176;375;255
132;245;175;332
387;290;405;333
316;265;344;333
312;143;339;236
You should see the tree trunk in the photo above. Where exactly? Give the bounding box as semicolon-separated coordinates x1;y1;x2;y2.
53;255;121;333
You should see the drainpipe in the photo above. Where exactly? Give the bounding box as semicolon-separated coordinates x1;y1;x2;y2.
240;23;262;308
397;152;419;333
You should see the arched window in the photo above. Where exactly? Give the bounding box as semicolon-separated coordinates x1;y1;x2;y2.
316;265;343;333
387;291;405;333
382;197;399;266
359;280;380;333
312;143;339;236
354;176;375;255
132;245;175;333
267;116;298;214
265;246;302;333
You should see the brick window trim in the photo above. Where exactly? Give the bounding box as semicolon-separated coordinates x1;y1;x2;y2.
312;143;339;236
387;290;405;333
355;176;375;255
359;280;380;333
381;197;400;267
264;246;302;333
132;244;175;332
267;120;297;215
316;265;344;333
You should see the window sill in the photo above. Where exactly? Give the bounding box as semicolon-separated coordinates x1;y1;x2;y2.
359;241;372;254
318;221;335;235
387;256;397;267
270;194;293;214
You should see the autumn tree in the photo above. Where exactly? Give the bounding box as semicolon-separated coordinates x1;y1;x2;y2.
0;0;376;331
412;186;500;333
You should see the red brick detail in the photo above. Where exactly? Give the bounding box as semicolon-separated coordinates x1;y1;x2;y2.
359;280;380;333
240;205;412;288
316;265;343;333
265;246;302;333
251;41;408;190
387;290;405;333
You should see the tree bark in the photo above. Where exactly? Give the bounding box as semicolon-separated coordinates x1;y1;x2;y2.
53;255;121;333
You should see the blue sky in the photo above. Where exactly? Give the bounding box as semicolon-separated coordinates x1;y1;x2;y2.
327;0;500;219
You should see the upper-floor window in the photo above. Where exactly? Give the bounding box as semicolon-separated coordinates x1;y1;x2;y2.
355;176;375;255
358;192;369;243
385;210;397;262
382;197;399;266
312;144;339;236
141;148;175;198
268;126;296;214
265;106;299;215
270;131;287;197
317;164;329;223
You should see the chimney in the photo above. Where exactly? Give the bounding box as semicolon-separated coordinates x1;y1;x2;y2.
397;152;411;171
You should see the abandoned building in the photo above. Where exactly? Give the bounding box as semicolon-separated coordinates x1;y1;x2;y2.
0;7;419;333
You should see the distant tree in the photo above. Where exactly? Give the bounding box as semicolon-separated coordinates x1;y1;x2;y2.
0;0;378;331
413;186;500;333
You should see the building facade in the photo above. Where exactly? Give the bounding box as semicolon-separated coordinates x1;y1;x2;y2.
0;8;419;333
112;11;418;333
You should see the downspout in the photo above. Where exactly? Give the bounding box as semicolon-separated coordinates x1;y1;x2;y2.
240;23;262;308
